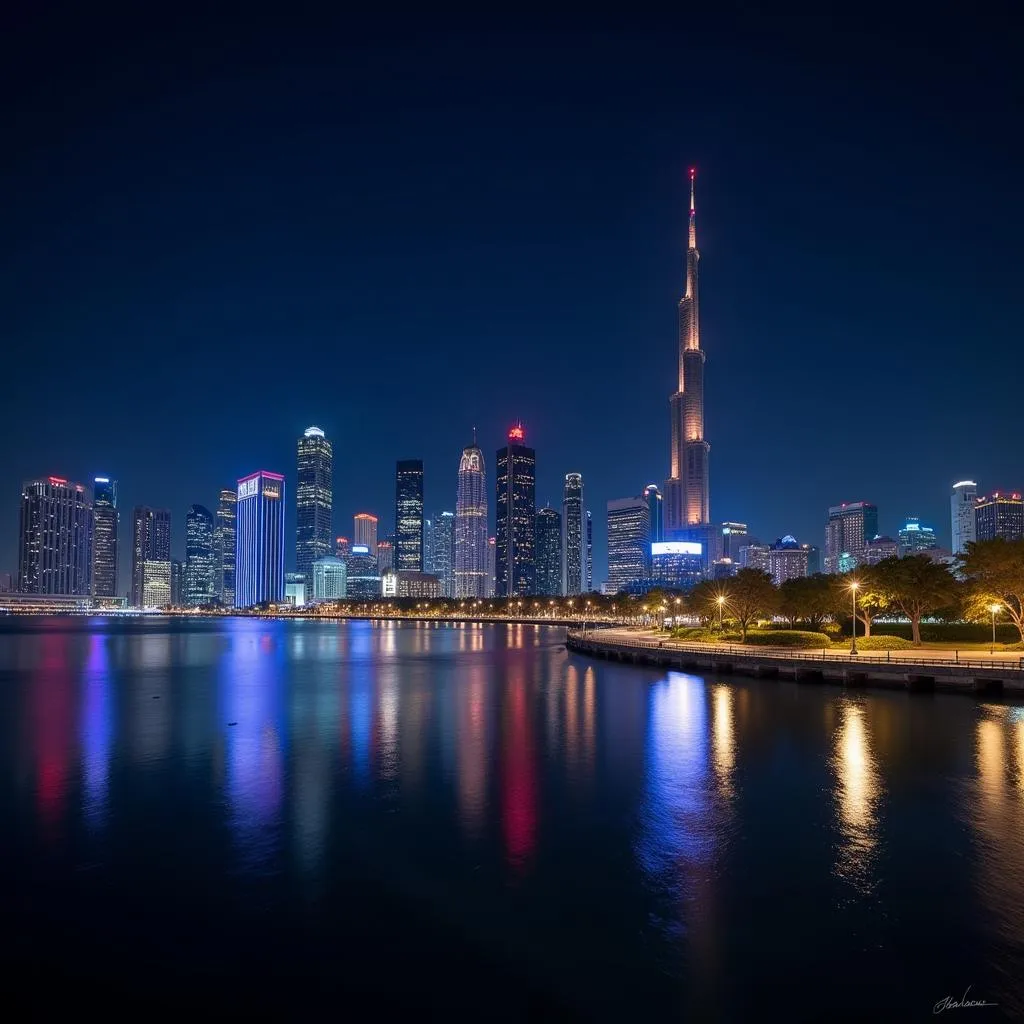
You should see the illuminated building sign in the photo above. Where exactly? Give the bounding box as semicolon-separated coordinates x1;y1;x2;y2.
652;541;702;556
508;424;525;442
262;483;281;499
238;477;259;500
351;545;370;555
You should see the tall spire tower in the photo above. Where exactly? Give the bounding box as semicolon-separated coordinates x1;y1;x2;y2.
666;167;710;534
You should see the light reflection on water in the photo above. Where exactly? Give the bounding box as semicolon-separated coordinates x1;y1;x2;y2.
1;617;1023;1016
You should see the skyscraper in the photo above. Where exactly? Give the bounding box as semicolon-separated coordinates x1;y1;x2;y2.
769;536;809;585
975;492;1024;542
91;476;118;598
643;484;663;544
395;459;425;571
131;506;171;607
377;537;395;574
433;512;455;598
312;556;347;600
951;480;978;554
346;546;381;599
666;169;710;533
215;488;237;607
486;536;496;598
423;517;435;575
235;471;286;608
296;426;333;583
607;496;651;593
824;501;879;573
586;510;593;593
898;517;939;556
18;477;93;596
184;504;217;605
562;473;585;596
455;438;488;598
535;507;562;597
496;425;536;596
353;513;378;554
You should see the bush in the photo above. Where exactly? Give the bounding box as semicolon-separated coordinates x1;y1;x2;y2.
835;621;1022;643
834;635;915;651
670;626;725;643
740;629;833;648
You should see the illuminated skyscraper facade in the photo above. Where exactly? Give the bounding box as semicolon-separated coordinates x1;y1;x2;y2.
975;492;1024;542
486;536;496;597
91;476;118;598
586;510;593;592
235;471;286;608
353;513;378;554
824;501;879;573
296;426;333;583
432;511;455;597
666;169;710;533
607;496;651;593
643;484;663;545
950;480;977;554
395;459;424;571
898;517;939;556
455;440;488;598
215;487;237;607
562;472;586;596
535;506;562;597
496;425;536;597
185;504;217;605
131;505;171;607
18;477;93;596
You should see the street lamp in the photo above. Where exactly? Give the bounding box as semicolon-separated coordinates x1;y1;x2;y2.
717;594;726;631
990;602;1001;653
849;581;860;655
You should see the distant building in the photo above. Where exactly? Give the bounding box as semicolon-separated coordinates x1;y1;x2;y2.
455;438;488;598
312;556;347;600
769;535;809;585
607;496;650;593
91;477;118;598
131;506;171;607
346;546;381;599
215;488;237;607
0;572;11;593
184;504;217;605
392;571;442;599
738;544;771;572
711;558;737;579
235;470;286;608
864;535;900;565
432;512;455;597
496;424;536;596
377;538;394;574
423;517;435;575
898;517;939;557
335;536;351;560
950;480;977;556
144;560;172;608
296;426;333;584
824;501;879;573
486;537;496;598
651;541;703;589
284;574;306;607
395;460;424;571
562;473;586;596
801;543;820;576
535;506;562;597
975;492;1024;542
354;514;378;555
586;510;593;592
643;485;664;545
714;522;749;564
18;476;93;596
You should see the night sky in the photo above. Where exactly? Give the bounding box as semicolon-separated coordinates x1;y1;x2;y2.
2;8;1020;592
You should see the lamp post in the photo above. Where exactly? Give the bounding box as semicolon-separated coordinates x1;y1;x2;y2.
717;594;725;631
850;581;860;655
990;603;1001;653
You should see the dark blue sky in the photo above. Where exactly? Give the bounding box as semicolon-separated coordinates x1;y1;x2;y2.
1;8;1020;590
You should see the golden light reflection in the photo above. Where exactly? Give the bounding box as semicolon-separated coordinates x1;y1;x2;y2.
711;685;735;798
457;672;488;838
833;701;880;888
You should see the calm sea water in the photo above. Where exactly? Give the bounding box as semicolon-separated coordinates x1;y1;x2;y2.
1;616;1022;1019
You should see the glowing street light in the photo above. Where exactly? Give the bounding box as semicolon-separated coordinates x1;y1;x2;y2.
849;580;860;656
990;602;1002;653
717;593;726;631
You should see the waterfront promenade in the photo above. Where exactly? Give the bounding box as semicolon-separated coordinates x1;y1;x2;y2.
567;628;1024;696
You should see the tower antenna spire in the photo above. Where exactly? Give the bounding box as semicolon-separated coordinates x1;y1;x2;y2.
688;167;697;249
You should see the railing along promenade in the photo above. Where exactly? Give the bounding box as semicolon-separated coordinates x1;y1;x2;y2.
566;629;1024;697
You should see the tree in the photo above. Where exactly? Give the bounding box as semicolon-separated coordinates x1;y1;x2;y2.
686;580;726;627
872;555;958;645
728;568;778;641
777;574;834;629
831;568;887;638
959;538;1024;643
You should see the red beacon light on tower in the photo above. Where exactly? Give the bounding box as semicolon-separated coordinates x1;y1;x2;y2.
508;423;525;443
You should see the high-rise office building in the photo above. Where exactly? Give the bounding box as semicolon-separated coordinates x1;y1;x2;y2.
864;535;900;565
312;556;347;600
455;438;488;598
18;477;93;596
235;471;286;608
496;425;536;596
824;501;879;573
606;496;651;593
801;543;821;576
535;507;562;597
377;538;394;574
586;510;593;592
423;517;435;575
666;169;710;533
184;504;217;605
91;476;118;598
562;473;586;596
715;522;749;563
975;492;1024;542
144;559;172;608
354;513;378;554
739;544;771;572
296;426;333;583
486;536;496;598
951;480;977;554
433;512;455;598
131;506;171;607
898;517;939;556
643;484;664;545
769;536;809;585
395;460;425;571
215;488;237;607
335;536;351;559
346;546;381;599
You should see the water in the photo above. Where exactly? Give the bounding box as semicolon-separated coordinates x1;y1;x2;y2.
2;617;1022;1019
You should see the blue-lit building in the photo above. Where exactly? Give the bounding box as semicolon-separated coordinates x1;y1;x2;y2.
235;470;286;608
898;517;939;556
650;540;704;590
346;545;381;599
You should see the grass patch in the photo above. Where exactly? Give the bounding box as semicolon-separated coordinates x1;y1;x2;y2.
669;626;725;643
740;629;833;648
834;635;915;651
